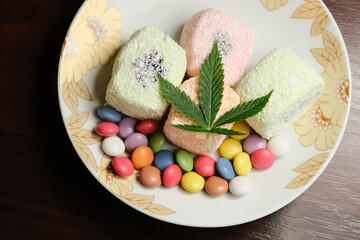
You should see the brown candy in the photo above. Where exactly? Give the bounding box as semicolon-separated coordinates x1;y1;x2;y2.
140;166;162;187
205;176;228;196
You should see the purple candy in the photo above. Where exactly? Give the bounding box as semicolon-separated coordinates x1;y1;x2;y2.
125;133;148;152
118;117;137;139
243;134;267;155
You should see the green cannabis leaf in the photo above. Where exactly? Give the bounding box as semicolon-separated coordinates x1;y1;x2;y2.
158;41;273;152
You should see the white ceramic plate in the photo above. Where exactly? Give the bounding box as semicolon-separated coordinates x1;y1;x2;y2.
58;0;351;227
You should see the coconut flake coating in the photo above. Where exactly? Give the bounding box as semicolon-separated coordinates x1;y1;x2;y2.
180;8;254;87
164;77;240;155
106;26;186;120
236;46;325;139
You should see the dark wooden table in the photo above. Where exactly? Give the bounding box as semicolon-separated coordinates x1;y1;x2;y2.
1;0;359;239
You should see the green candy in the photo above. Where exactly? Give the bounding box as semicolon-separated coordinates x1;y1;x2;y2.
149;132;165;153
176;150;194;172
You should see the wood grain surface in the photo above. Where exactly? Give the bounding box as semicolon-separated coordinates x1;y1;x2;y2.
0;0;359;239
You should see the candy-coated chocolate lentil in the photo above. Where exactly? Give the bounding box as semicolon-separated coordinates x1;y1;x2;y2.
140;166;162;187
101;136;125;157
175;150;193;172
216;158;235;180
219;139;242;160
243;134;267;155
267;136;290;158
251;149;274;170
181;172;205;193
131;146;154;169
118;117;137;139
112;156;134;177
230;121;251;140
124;132;148;152
149;132;165;153
162;164;182;188
233;152;252;176
194;155;216;177
136;120;160;135
205;176;229;196
154;150;175;171
229;176;252;196
95;122;119;137
97;106;122;123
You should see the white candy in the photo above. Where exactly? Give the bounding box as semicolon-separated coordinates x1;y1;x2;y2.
229;176;252;197
267;136;290;158
102;136;125;157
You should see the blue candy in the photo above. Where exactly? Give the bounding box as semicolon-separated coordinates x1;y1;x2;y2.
154;150;175;171
98;106;122;123
216;158;235;180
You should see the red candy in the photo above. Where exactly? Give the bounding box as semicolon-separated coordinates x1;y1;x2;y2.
112;156;134;177
251;149;274;170
136;120;160;135
162;164;182;188
194;155;216;177
95;122;119;137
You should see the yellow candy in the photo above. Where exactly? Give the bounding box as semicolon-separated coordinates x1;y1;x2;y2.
233;152;252;176
219;139;242;160
230;121;251;140
181;172;205;192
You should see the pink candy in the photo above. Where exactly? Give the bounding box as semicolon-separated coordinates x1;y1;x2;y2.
95;122;119;137
194;155;216;177
162;164;182;188
251;149;274;170
112;156;134;177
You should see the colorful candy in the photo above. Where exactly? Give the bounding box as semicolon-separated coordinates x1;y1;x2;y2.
162;164;182;188
95;122;119;137
181;172;205;193
124;132;148;152
97;106;122;123
140;166;162;187
154;150;175;171
101;136;125;157
194;155;216;177
205;176;229;196
136;120;160;135
112;156;134;177
216;158;235;180
131;146;154;169
233;152;252;176
149;132;165;153
230;121;251;140
118;117;137;139
219;139;242;160
251;149;274;170
175;150;193;172
229;176;252;197
267;136;290;158
243;134;266;155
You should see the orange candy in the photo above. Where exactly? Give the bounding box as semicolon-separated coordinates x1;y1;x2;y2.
131;146;154;169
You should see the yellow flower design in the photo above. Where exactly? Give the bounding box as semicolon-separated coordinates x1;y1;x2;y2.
291;0;331;36
59;0;122;85
60;14;96;84
318;53;350;126
80;0;122;66
295;103;342;151
261;0;289;11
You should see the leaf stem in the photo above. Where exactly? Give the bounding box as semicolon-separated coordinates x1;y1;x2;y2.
207;132;211;152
